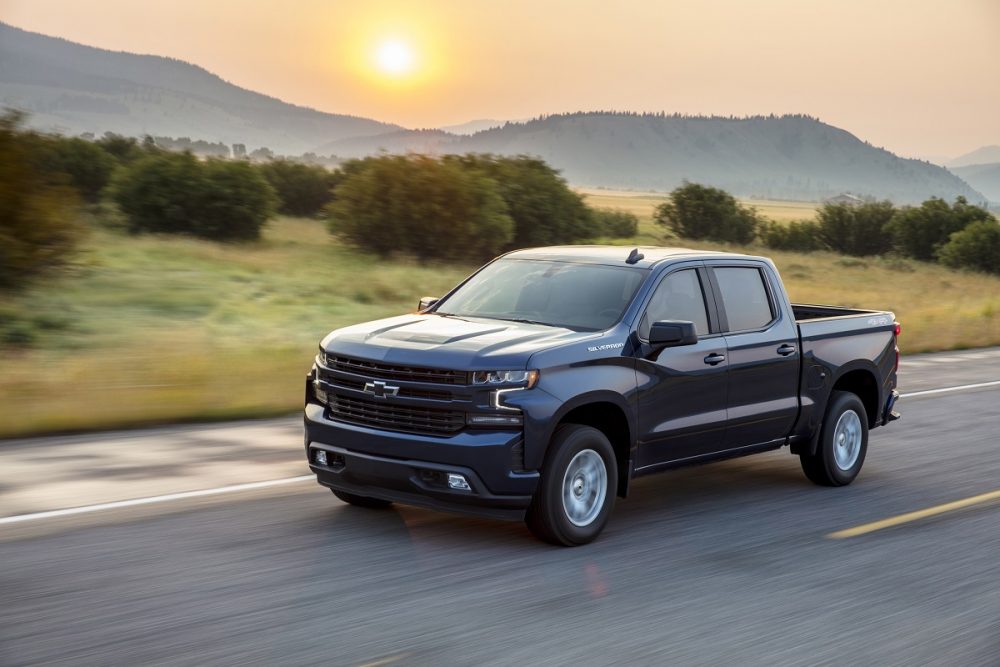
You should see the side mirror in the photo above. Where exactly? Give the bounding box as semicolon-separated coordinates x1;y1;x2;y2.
418;296;439;312
649;320;698;348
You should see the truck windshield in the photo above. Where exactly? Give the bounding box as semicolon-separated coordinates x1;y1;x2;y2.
435;259;647;331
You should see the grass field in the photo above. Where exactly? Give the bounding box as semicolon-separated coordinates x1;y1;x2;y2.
1;197;998;438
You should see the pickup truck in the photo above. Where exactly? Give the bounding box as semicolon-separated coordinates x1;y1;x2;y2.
305;246;900;545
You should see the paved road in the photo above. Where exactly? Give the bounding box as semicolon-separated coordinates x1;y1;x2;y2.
2;348;1000;666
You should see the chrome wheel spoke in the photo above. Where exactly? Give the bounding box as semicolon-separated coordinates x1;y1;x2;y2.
561;449;608;527
832;409;862;471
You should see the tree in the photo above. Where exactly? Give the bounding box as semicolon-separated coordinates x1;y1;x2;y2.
653;182;759;244
111;151;276;241
816;200;895;256
0;112;84;291
445;155;597;248
886;196;993;261
258;159;337;217
938;220;1000;275
29;135;117;202
328;154;513;261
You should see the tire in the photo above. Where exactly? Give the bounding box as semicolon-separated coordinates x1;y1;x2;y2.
800;390;869;487
526;424;618;546
332;489;393;509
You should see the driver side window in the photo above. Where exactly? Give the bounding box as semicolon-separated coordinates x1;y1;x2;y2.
639;269;710;339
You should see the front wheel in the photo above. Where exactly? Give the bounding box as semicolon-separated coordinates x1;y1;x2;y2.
800;390;869;486
527;425;617;546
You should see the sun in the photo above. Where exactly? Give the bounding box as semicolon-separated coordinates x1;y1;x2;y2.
375;39;415;77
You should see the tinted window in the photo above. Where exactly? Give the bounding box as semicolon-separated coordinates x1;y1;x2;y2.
435;259;647;331
639;269;710;338
714;267;774;331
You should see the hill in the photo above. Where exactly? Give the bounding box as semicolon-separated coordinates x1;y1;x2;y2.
951;163;1000;204
948;145;1000;168
0;22;399;155
318;113;985;204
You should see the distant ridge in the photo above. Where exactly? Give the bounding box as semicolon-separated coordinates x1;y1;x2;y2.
320;112;986;204
0;22;399;154
948;145;1000;168
0;23;986;203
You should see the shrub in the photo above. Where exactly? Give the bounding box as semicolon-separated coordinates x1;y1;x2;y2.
0;111;84;291
328;154;513;261
111;152;276;241
758;219;824;252
653;182;759;244
591;208;639;238
258;159;338;217
816;200;895;256
938;220;1000;274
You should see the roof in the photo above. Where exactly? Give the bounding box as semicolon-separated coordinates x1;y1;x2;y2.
502;245;747;269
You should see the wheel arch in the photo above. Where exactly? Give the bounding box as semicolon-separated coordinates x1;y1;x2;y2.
545;393;634;498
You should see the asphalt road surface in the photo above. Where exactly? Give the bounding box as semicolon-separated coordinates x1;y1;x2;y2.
2;348;1000;666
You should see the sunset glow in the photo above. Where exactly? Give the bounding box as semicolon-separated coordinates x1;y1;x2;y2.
374;38;414;77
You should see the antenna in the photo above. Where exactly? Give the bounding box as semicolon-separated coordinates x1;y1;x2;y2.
626;248;644;265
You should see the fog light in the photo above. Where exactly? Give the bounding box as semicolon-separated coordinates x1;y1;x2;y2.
314;449;328;466
467;413;523;426
447;473;471;491
313;381;328;404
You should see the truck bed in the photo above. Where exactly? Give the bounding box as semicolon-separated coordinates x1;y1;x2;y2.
792;303;884;322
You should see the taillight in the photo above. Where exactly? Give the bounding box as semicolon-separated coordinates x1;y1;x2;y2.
894;322;901;337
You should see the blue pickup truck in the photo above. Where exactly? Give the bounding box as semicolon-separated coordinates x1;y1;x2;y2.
305;246;900;545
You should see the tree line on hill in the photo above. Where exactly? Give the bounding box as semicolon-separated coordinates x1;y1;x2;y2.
656;182;998;274
2;110;997;295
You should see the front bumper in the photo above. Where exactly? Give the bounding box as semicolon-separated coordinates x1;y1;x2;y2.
304;404;538;520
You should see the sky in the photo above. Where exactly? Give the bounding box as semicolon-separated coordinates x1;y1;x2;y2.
2;0;998;160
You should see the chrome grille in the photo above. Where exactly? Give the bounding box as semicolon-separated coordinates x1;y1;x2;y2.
328;394;465;436
324;376;451;401
326;355;466;385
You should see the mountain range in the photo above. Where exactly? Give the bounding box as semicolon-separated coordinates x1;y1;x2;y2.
0;22;398;155
0;21;990;204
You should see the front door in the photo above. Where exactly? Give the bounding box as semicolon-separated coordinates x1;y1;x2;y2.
634;267;729;469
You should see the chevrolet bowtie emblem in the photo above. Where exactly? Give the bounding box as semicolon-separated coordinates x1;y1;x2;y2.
363;380;400;399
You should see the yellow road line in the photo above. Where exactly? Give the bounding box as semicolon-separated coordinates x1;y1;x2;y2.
828;490;1000;539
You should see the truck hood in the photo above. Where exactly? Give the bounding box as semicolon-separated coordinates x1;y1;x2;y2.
321;314;605;369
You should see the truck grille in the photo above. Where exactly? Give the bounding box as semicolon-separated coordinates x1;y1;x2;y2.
328;394;465;436
326;355;466;385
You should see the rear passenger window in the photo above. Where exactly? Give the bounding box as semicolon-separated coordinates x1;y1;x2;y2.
714;267;774;331
639;269;710;338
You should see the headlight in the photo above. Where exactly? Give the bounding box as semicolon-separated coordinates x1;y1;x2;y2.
470;369;539;388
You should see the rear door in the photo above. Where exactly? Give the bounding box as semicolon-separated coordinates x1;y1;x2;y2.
706;262;800;449
634;264;730;468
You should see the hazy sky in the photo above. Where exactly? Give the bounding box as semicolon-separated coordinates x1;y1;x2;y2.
3;0;998;159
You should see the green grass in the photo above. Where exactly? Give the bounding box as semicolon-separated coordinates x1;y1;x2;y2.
2;200;999;438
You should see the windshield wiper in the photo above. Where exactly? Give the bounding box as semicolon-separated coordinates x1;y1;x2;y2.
495;317;556;327
434;311;471;321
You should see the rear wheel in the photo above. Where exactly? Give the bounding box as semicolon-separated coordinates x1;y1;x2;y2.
332;489;393;509
527;424;617;546
800;390;868;486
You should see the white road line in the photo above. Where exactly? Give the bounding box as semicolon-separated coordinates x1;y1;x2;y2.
3;378;1000;526
900;380;1000;398
0;475;313;526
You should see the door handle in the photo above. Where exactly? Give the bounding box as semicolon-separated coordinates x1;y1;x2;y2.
703;353;726;366
777;343;797;356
